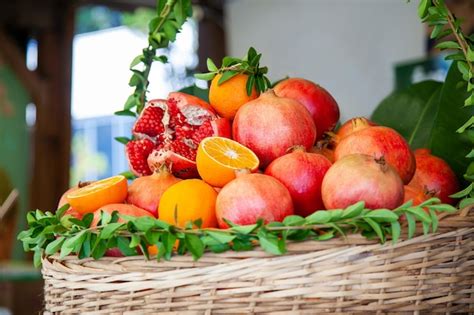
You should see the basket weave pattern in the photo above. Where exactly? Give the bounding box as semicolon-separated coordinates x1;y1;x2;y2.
42;209;474;314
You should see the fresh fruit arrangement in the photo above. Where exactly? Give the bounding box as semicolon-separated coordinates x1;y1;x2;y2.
19;0;473;267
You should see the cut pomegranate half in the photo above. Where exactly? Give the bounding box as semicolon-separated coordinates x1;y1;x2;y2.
126;92;231;178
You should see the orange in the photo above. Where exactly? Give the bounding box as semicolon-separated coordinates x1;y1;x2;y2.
158;179;217;228
196;137;260;187
209;73;258;119
66;175;128;214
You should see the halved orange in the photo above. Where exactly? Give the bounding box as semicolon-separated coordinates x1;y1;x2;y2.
196;137;259;187
66;175;128;214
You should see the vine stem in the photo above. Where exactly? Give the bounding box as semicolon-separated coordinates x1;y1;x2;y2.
434;0;473;73
137;0;177;113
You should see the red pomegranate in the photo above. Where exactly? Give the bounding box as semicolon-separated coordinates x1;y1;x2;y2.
91;203;154;257
334;126;416;184
126;92;231;178
274;78;339;139
216;173;294;228
126;165;181;217
407;149;459;205
57;182;92;219
334;117;376;144
265;147;332;217
322;154;404;209
233;90;317;167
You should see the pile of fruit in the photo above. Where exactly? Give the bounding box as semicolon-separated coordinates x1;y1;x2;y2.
59;75;460;244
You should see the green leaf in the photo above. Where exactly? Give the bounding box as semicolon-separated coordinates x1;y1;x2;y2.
130;234;140;248
55;203;70;218
231;224;258;235
45;237;65;255
466;149;474;158
391;221;401;244
130;55;143;69
194;72;216;81
184;234;204;260
218;71;239;85
132;216;156;232
314;231;335;241
418;0;430;19
306;211;331;224
231;238;254;251
282;215;306;226
163;21;177;41
206;58;218;72
457;116;474;133
405;207;432;223
422;221;430;235
79;232;92;259
329;209;343;221
457;62;470;78
430;24;444;39
405;213;416;239
117;237;137;256
341;201;365;219
363;209;399;222
114;137;131;145
206;231;236;243
363;218;385;243
426;204;457;213
468;48;474;62
153;55;168;63
114;109;137;117
33;249;42;267
450;183;473;198
436;41;461;50
161;232;176;260
60;230;86;258
257;230;285;255
120;170;136;180
246;75;255;96
92;239;107;260
429;209;439;233
459;197;474;208
247;47;257;63
145;229;159;245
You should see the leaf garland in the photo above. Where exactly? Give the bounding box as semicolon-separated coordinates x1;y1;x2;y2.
18;199;458;267
195;47;272;95
116;0;193;117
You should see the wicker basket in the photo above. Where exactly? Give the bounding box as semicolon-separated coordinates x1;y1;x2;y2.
42;207;474;314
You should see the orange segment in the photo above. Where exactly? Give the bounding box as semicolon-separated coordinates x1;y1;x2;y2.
66;175;128;214
196;137;260;187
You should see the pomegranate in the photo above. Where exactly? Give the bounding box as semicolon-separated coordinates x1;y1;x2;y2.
126;165;181;217
274;78;340;139
322;154;404;209
126;92;231;178
216;173;294;228
334;126;416;184
333;117;376;144
233;90;317;167
407;149;459;205
265;147;332;217
92;203;155;257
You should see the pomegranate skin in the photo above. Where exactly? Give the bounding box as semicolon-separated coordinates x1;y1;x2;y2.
322;154;404;210
408;149;459;205
274;78;340;139
265;151;332;217
216;173;294;228
126;167;181;217
403;185;427;206
335;117;377;142
233;90;317;167
334;126;416;184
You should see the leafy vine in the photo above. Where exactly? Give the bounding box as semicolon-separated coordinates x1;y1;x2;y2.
416;0;474;197
18;198;458;266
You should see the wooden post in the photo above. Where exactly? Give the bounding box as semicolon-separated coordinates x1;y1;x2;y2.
30;2;75;211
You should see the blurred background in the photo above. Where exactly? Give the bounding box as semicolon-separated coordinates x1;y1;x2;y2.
0;0;473;313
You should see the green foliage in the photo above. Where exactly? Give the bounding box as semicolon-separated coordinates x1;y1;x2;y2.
116;0;193;116
195;47;272;95
412;0;474;194
19;199;458;267
371;64;473;179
